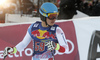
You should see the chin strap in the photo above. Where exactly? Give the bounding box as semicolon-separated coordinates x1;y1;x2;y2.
44;18;48;26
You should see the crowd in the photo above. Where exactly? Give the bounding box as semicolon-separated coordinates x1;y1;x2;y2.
78;0;100;16
58;0;100;19
58;0;80;19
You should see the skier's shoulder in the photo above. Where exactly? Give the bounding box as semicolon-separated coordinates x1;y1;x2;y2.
53;24;59;27
28;21;41;30
30;21;41;27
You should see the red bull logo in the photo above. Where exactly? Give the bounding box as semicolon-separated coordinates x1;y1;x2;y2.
31;29;56;39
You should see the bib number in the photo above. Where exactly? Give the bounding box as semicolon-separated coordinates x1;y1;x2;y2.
35;42;45;52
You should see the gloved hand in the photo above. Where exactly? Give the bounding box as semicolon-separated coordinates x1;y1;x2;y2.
3;47;14;57
45;41;56;51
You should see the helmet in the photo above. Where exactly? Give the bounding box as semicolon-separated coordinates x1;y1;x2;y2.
39;2;58;21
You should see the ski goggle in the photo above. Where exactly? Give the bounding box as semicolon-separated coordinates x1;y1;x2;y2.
48;13;59;20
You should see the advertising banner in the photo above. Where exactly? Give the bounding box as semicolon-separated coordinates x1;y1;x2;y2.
73;17;100;60
0;21;79;60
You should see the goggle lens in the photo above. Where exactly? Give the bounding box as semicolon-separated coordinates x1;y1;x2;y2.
48;13;58;20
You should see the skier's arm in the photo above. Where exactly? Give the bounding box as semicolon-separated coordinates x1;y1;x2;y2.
15;24;34;52
45;27;66;52
3;31;32;58
3;24;34;60
3;24;33;57
15;31;32;51
55;27;67;53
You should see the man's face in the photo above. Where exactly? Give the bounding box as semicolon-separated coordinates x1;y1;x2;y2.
46;13;58;26
46;18;56;26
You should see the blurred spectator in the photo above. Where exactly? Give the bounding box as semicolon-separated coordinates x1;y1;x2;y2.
26;5;35;14
58;0;77;19
75;0;83;10
0;7;5;21
91;2;100;16
82;1;89;14
0;6;6;23
77;0;100;16
20;0;35;14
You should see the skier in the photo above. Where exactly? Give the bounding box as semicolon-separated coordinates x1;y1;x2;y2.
3;2;67;60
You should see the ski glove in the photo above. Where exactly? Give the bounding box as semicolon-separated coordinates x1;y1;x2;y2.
3;47;13;57
3;47;17;57
45;41;56;51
